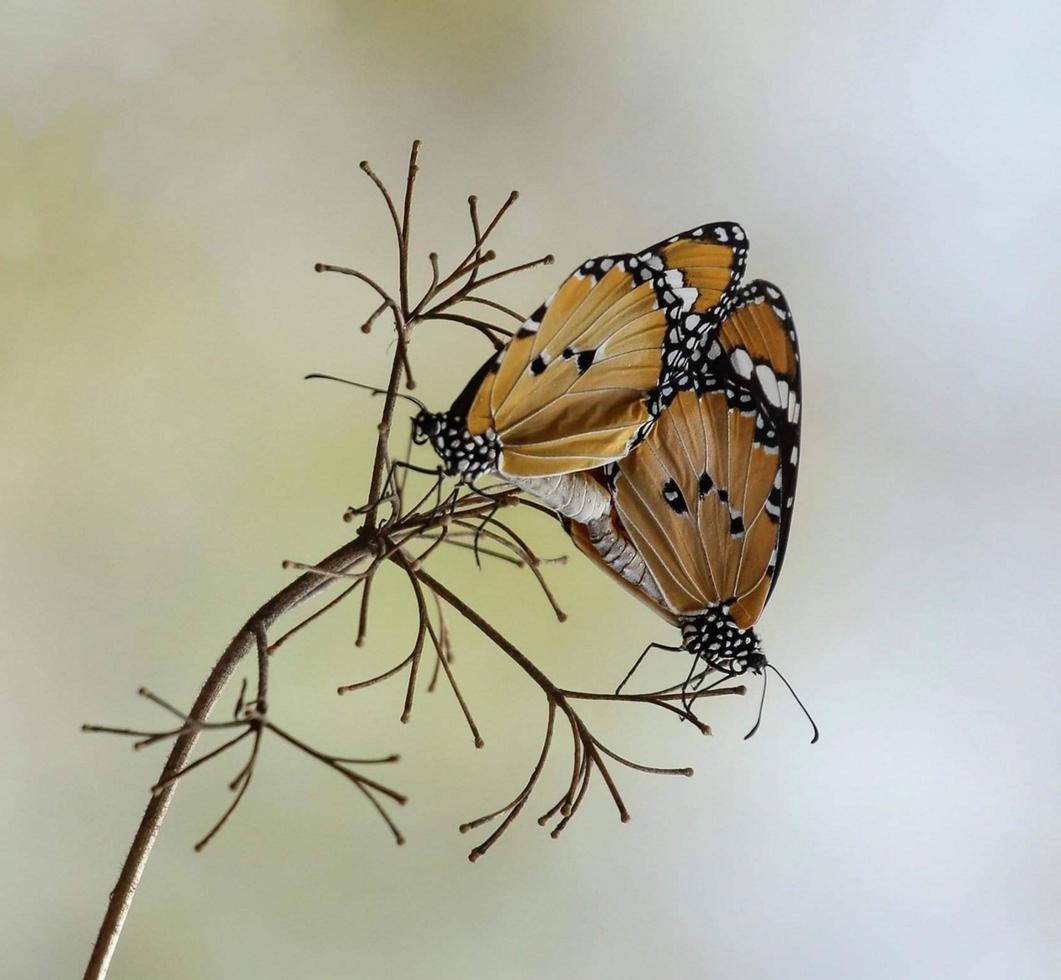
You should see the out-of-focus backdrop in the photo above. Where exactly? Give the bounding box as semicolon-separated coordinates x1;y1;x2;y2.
4;2;1060;977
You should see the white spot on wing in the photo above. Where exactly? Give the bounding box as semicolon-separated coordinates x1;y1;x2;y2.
730;347;754;379
674;286;697;312
755;364;782;407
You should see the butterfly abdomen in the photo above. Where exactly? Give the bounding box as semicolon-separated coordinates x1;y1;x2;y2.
581;512;666;607
507;471;611;525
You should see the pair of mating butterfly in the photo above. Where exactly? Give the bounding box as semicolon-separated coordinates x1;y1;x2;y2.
335;221;814;740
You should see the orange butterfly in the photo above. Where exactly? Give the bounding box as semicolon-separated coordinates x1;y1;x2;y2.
412;223;749;524
568;280;815;739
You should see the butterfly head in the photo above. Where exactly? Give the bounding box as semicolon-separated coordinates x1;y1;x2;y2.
411;409;443;447
412;409;499;483
681;606;765;675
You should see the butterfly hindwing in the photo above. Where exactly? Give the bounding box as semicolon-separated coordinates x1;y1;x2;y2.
710;279;801;593
612;387;786;630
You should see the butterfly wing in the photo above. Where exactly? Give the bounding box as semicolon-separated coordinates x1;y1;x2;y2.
611;282;800;629
706;279;801;592
465;223;749;479
637;221;749;314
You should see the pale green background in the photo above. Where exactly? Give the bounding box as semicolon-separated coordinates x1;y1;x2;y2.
4;2;1059;978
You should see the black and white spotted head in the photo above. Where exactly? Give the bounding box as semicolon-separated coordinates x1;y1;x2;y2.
412;409;499;483
681;605;766;675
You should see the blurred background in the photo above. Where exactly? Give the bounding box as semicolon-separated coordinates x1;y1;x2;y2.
4;2;1060;977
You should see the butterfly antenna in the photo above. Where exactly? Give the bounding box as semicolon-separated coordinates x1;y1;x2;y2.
767;663;820;744
304;373;429;414
743;668;768;741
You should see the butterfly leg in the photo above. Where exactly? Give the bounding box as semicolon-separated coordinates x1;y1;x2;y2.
456;483;515;568
680;658;744;721
615;641;682;695
393;425;416;509
343;459;443;524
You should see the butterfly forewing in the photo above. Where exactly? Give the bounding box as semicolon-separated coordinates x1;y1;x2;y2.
651;227;746;314
462;224;750;480
468;262;667;477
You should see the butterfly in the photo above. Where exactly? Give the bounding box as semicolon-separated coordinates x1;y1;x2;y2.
566;279;816;739
412;222;750;524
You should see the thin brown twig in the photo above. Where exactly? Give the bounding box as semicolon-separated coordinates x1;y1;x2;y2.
464;293;526;322
314;262;397;310
355;567;374;647
358;159;403;251
436;534;525;566
359;301;388;334
425;252;554;317
430;248;497;297
398;140;421;318
462;700;554;861
267;579;364;654
424;312;512;347
423;612;482;747
454;516;567;621
396;554;428;723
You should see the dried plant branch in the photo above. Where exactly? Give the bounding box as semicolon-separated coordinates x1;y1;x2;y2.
409;565;742;860
82;141;744;980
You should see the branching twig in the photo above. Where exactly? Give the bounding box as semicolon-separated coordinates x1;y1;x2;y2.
82;141;744;980
410;566;744;860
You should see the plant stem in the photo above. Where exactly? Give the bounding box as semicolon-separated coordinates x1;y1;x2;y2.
83;534;371;980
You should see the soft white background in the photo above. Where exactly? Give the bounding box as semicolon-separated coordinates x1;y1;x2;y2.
3;2;1059;977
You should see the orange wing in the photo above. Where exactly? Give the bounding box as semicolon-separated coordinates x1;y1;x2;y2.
464;223;749;479
611;389;780;628
703;280;801;590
